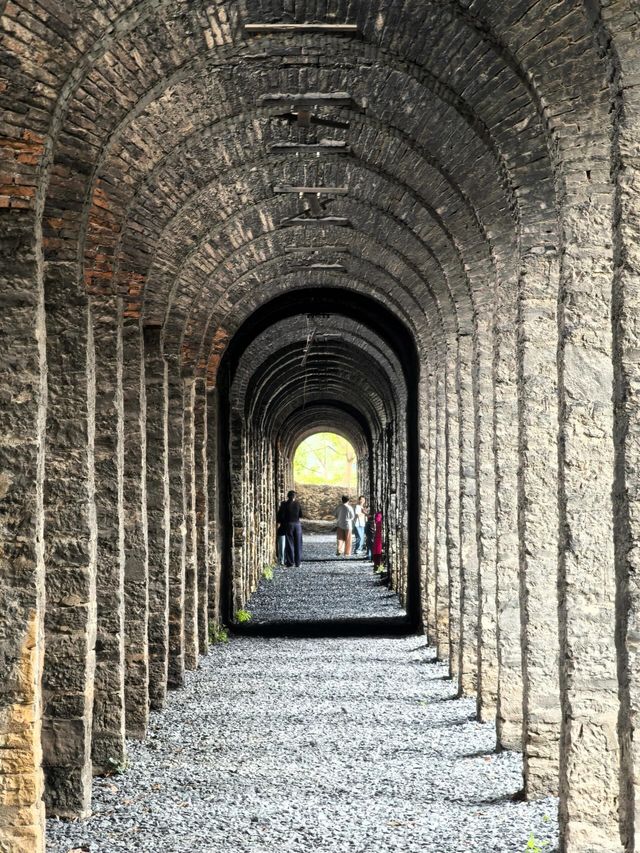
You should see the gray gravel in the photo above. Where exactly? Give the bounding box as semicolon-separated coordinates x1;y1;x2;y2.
47;537;558;853
249;534;405;623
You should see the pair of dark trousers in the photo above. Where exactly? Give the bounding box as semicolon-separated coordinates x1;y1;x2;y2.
285;522;303;567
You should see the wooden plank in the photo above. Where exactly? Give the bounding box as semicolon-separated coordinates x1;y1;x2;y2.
289;264;346;271
269;142;350;154
260;92;355;108
245;23;359;34
280;215;352;227
284;245;349;253
273;112;351;130
274;185;348;194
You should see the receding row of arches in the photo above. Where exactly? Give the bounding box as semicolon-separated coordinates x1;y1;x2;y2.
1;2;640;852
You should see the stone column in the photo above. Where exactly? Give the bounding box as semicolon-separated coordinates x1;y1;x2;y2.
230;415;245;613
0;225;46;852
418;373;432;638
122;320;149;739
195;379;209;656
458;334;478;696
144;326;169;711
606;26;640;850
493;274;523;752
166;358;186;688
183;375;199;670
434;368;450;662
91;295;126;773
445;355;461;679
474;311;498;723
425;371;438;644
42;267;96;818
558;189;620;849
206;389;221;628
517;251;561;797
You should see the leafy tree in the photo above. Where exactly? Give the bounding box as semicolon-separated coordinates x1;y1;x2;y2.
293;432;357;488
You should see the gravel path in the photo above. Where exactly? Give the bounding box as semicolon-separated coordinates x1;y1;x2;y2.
47;538;558;853
248;534;406;623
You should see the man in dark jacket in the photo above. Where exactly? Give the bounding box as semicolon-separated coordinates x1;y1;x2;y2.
276;490;304;568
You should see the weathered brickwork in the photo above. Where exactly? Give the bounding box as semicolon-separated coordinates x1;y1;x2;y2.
143;327;169;711
1;2;640;851
41;270;96;819
91;296;125;773
121;322;149;740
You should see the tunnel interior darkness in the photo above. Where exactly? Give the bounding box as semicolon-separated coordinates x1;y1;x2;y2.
217;287;421;630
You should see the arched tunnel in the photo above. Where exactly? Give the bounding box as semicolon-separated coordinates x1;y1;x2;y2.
1;2;640;851
220;288;420;626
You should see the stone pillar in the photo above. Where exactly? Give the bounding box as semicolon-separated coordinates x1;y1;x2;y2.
493;274;523;752
206;389;221;628
425;371;438;644
42;267;96;818
230;415;245;613
91;295;126;773
183;375;199;670
144;327;169;711
122;320;149;739
194;378;209;656
166;359;186;687
418;373;433;639
458;334;478;696
0;228;46;851
444;355;460;679
474;311;498;723
434;368;450;662
606;27;640;850
558;190;620;850
518;251;561;797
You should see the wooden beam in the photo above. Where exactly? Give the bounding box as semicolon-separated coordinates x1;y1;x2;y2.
280;215;352;227
261;92;355;108
274;186;348;195
269;142;350;154
274;112;351;130
289;264;347;272
245;23;359;34
284;245;349;253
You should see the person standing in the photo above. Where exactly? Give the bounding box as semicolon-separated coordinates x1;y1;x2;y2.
352;495;368;555
335;495;355;556
276;490;304;568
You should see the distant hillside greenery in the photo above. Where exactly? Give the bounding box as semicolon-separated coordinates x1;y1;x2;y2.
293;432;357;488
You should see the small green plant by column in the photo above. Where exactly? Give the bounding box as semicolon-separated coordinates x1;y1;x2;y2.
235;609;252;623
209;623;229;644
263;565;274;581
525;834;548;852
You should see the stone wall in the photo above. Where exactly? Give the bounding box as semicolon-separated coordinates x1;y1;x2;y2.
1;4;640;853
293;484;354;520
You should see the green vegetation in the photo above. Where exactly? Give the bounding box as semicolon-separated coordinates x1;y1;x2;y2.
234;609;252;623
105;754;129;775
293;432;357;488
263;565;274;581
209;623;229;644
525;834;548;852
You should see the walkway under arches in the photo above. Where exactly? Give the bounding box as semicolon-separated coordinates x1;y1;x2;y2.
46;538;558;853
1;3;640;852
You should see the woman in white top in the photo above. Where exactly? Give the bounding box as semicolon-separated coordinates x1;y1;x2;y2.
335;495;355;556
352;496;368;555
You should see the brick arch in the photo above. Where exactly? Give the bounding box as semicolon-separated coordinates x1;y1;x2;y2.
3;4;639;852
